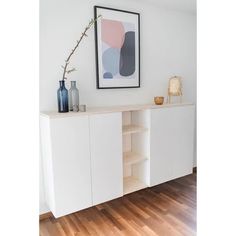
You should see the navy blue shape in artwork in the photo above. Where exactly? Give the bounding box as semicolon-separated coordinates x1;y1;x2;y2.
103;72;113;79
119;31;135;76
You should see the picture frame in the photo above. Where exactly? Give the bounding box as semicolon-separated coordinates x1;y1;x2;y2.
94;6;140;89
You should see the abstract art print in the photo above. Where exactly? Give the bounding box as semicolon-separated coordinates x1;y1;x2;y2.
94;6;140;89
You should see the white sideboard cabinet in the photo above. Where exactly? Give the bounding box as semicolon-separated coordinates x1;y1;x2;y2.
150;106;194;186
40;116;92;218
40;103;195;218
89;112;123;205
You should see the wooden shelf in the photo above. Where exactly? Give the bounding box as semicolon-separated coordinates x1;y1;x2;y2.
41;103;194;119
123;176;147;195
122;125;148;135
123;152;148;166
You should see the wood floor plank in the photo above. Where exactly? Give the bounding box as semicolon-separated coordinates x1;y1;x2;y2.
40;173;196;236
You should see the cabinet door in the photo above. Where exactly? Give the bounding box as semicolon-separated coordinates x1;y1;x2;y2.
171;106;194;179
50;116;92;217
150;106;194;186
90;112;123;205
150;109;173;186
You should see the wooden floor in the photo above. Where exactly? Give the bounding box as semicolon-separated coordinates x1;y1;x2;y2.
40;173;196;236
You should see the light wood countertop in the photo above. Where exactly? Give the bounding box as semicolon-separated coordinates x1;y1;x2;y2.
40;103;194;119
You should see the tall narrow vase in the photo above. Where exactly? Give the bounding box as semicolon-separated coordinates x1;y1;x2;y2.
57;80;69;113
69;81;79;111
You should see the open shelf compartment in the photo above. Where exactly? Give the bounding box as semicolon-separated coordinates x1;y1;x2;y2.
123;176;147;195
123;151;148;166
122;125;148;135
122;110;150;195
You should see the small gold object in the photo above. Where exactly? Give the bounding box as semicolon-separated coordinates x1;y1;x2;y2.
167;76;183;103
154;96;164;105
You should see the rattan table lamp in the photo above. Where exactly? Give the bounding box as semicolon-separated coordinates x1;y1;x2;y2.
167;76;183;103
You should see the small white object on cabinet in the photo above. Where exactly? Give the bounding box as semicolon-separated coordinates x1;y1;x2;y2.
150;105;194;186
89;112;123;205
40;116;92;218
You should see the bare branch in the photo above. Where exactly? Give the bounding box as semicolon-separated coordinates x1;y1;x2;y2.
61;15;102;80
66;68;76;74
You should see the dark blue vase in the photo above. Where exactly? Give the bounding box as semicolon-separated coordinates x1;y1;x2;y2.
57;80;69;113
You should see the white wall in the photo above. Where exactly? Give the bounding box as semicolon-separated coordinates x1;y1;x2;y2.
40;0;196;213
40;0;196;110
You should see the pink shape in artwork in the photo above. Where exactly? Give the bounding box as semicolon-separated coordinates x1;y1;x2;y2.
101;19;125;48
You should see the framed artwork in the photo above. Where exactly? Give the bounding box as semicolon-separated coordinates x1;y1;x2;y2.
94;6;140;89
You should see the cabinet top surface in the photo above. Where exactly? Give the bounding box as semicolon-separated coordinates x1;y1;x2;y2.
40;103;194;119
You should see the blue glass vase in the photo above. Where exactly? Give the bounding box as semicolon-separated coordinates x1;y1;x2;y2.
57;80;69;113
